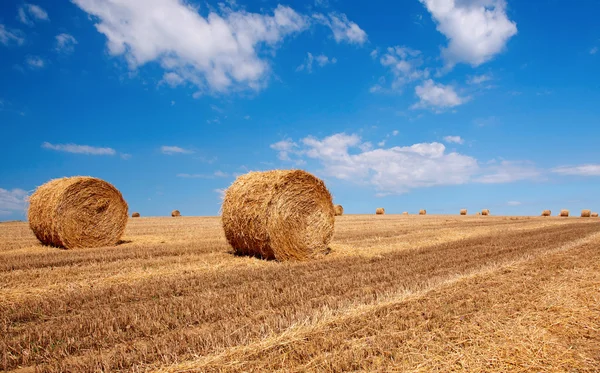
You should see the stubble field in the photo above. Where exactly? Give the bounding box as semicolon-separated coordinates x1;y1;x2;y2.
1;215;599;372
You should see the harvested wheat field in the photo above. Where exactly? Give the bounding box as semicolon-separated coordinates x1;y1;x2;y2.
1;215;600;372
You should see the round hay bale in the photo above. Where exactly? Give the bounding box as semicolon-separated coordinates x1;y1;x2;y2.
591;212;599;218
541;210;551;217
171;210;181;217
460;209;467;215
28;176;128;249
481;209;490;216
419;209;426;215
131;212;140;218
402;211;409;215
581;209;591;218
477;212;481;215
560;209;569;217
221;169;334;261
334;204;344;216
376;208;385;215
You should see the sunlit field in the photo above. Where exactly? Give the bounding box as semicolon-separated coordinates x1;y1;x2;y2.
1;215;599;372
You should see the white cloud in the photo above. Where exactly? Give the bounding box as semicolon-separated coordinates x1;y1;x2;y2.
313;12;367;45
177;171;228;178
213;170;229;178
42;142;116;155
171;100;176;106
55;33;78;53
296;52;336;73
0;188;28;215
551;164;600;176
475;160;541;184
420;0;517;68
0;25;25;46
412;79;467;110
443;135;464;144
272;133;542;195
214;188;226;200
25;56;45;69
270;139;298;160
590;46;598;55
120;153;132;160
507;201;521;206
392;130;399;136
72;0;309;94
372;46;429;92
18;3;50;26
161;145;193;155
161;72;185;87
467;74;491;85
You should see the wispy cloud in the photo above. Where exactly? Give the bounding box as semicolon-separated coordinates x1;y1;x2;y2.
161;146;194;155
467;74;492;85
177;171;229;179
507;201;521;206
18;3;49;26
590;46;598;55
55;33;77;53
443;135;464;144
0;188;28;215
296;52;337;73
42;142;116;155
0;25;25;46
312;12;367;45
552;164;600;176
25;56;45;69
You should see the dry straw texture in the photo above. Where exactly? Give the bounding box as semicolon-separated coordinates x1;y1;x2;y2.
560;209;569;217
334;205;344;216
482;209;490;216
419;209;426;215
592;212;599;217
132;212;140;218
221;169;335;261
171;210;181;217
541;210;551;217
460;209;467;216
376;208;385;215
581;209;591;218
28;176;128;249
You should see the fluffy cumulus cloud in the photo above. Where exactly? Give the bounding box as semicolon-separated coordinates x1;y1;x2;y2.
55;33;78;53
420;0;517;67
552;164;600;176
313;12;367;45
412;79;467;110
160;145;193;155
296;52;337;73
371;46;429;92
271;133;544;195
0;25;25;46
72;0;365;94
42;142;116;155
0;188;28;215
18;3;50;26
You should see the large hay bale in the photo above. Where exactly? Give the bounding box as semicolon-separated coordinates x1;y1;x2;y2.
376;208;385;215
591;212;599;218
402;211;408;215
419;209;426;215
460;209;467;215
171;210;181;217
541;210;551;217
334;204;344;216
28;176;128;249
481;209;490;216
132;212;140;218
560;209;569;217
221;170;334;261
581;209;591;217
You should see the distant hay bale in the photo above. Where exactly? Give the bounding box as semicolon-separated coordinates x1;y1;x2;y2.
402;211;408;215
592;212;599;218
171;210;181;217
560;209;569;217
28;176;128;249
477;212;481;216
334;204;344;216
221;169;334;261
481;209;490;216
460;209;467;215
581;209;591;218
132;212;140;218
419;209;426;215
376;208;385;215
541;210;551;217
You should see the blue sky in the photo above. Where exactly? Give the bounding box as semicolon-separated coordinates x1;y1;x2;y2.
1;0;599;220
